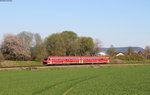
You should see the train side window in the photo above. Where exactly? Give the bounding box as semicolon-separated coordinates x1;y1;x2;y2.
58;59;62;61
92;58;96;60
100;58;107;60
55;59;62;61
71;59;77;60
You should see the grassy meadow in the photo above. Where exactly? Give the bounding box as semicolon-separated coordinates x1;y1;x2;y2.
0;65;150;95
0;61;43;67
123;60;150;63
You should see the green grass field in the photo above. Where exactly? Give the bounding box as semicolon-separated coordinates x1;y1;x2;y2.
0;65;150;95
123;60;150;63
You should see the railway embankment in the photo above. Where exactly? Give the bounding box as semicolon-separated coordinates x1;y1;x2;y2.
0;63;150;70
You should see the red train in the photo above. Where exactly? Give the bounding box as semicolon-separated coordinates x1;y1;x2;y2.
43;56;110;65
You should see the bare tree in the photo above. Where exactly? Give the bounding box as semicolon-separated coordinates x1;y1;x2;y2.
144;46;150;59
106;45;116;57
91;39;102;56
127;47;135;55
1;34;31;60
34;33;42;46
17;31;34;47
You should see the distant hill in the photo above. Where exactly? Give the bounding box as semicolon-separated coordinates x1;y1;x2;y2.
102;47;144;53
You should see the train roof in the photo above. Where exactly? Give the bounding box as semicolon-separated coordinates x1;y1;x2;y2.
45;56;109;58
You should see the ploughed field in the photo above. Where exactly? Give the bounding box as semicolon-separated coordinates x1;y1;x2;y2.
0;65;150;95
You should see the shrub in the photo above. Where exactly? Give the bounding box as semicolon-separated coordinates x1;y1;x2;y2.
110;58;124;63
115;54;144;61
0;51;4;62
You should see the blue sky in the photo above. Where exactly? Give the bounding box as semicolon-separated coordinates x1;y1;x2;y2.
0;0;150;48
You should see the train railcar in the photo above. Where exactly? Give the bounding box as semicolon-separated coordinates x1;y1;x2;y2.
43;56;109;65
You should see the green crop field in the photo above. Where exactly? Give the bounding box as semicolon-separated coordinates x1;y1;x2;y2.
0;65;150;95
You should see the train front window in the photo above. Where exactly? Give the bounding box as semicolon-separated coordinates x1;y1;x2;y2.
44;58;48;60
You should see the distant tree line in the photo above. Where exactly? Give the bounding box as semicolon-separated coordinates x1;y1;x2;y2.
106;45;150;61
0;31;101;61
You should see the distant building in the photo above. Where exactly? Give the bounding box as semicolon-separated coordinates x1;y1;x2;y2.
98;52;106;56
116;53;125;56
137;51;144;56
